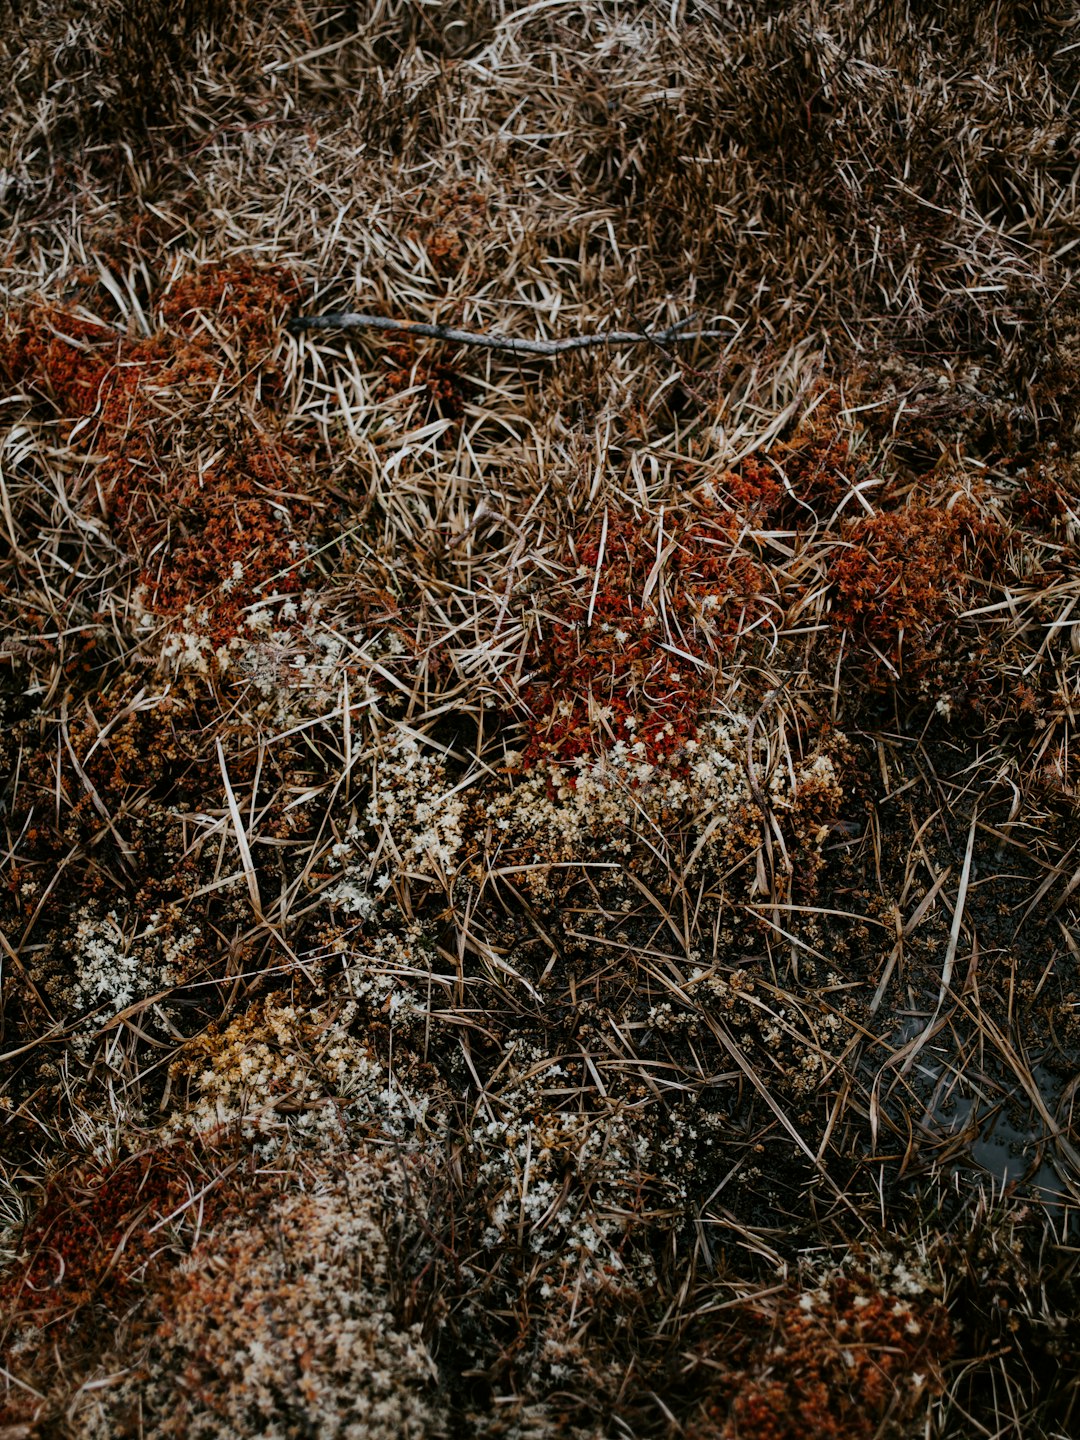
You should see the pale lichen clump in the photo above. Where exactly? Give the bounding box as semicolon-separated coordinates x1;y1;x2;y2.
229;594;362;715
333;922;432;1037
489;714;758;863
319;730;468;910
67;905;199;1040
471;1045;653;1288
165;994;446;1148
146;586;371;716
82;1150;443;1440
489;715;844;891
367;731;466;878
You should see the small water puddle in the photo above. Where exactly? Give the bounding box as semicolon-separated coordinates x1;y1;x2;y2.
935;1063;1075;1214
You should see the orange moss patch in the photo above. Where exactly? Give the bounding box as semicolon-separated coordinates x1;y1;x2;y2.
689;1272;953;1440
522;508;768;766
379;333;468;423
1008;453;1080;542
158;260;301;379
140;436;311;647
721;393;855;524
829;498;996;685
404;179;488;277
0;263;312;654
0;1147;198;1334
0;308;125;413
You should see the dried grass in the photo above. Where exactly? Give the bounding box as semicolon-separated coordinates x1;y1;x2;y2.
2;2;1080;1437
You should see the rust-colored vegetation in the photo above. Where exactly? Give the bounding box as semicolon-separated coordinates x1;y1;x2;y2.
379;334;469;423
721;393;855;524
689;1274;953;1440
0;263;311;659
405;180;488;278
521;508;768;765
0;1148;196;1334
829;498;998;685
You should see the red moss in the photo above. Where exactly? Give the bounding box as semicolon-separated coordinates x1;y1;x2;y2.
0;1148;196;1332
378;334;468;422
404;180;488;277
141;438;310;646
722;452;788;522
159;260;300;373
0;308;123;413
720;394;855;524
829;498;995;685
689;1273;953;1440
0;263;313;655
521;508;768;765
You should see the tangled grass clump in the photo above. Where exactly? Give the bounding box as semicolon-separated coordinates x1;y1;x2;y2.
2;2;1080;1437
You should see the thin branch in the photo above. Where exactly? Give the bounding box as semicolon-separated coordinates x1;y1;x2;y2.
286;311;738;355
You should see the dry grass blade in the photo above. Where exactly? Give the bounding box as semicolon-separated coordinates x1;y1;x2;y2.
215;736;263;921
900;811;979;1075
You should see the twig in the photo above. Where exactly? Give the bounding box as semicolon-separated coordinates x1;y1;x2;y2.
286;311;737;355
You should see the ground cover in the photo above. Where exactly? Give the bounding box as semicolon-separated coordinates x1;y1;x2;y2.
1;2;1079;1436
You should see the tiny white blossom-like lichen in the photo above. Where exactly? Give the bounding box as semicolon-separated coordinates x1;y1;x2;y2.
164;994;446;1150
367;732;465;878
82;1148;443;1440
70;907;197;1019
486;715;761;872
